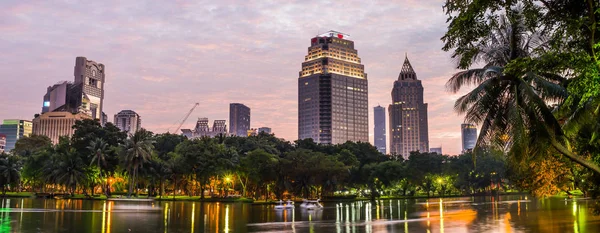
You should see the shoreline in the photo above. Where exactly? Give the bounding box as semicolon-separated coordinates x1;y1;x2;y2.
0;191;559;204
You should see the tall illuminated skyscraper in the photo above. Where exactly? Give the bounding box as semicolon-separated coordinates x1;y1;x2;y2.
298;31;368;144
461;123;477;153
388;55;429;158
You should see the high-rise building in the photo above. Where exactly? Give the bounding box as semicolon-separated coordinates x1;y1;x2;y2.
461;124;477;153
0;119;32;152
32;112;90;144
0;134;6;153
73;57;106;121
298;31;369;144
388;55;429;158
101;112;108;126
34;57;106;144
229;103;250;137
258;127;272;134
181;118;228;139
114;110;141;133
40;57;106;121
430;147;442;154
374;105;386;154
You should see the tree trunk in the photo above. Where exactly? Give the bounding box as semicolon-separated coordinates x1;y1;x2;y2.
551;139;600;174
159;178;164;198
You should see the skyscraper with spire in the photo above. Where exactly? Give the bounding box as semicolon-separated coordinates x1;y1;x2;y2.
388;55;429;158
298;31;369;144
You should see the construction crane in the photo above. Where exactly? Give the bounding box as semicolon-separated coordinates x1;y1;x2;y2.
169;103;199;134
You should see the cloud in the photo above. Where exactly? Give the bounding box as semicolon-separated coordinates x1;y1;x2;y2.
0;0;473;155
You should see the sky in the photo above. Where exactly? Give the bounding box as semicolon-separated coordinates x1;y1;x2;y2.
0;0;474;155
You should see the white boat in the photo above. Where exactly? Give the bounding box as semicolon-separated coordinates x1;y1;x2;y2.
300;199;323;210
274;200;295;210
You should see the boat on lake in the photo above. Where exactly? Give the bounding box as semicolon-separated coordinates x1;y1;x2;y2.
300;199;323;210
274;200;294;210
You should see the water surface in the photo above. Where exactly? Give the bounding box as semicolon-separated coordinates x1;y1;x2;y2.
0;195;598;232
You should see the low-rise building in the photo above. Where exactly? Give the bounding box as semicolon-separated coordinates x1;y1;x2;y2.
258;127;272;134
181;118;228;139
32;112;91;144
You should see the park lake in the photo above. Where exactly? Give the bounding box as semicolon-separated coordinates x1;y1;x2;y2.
0;195;598;232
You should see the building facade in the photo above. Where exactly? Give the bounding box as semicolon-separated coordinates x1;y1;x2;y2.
258;127;272;134
0;134;6;153
461;123;477;153
430;147;442;154
42;81;71;113
374;105;386;154
40;57;106;121
32;112;90;144
73;57;106;121
298;31;369;144
229;103;250;137
0;119;32;152
114;110;141;133
388;55;429;158
101;112;108;126
181;118;228;139
247;128;258;137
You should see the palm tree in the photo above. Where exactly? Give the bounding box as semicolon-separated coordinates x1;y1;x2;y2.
0;155;22;195
121;129;154;197
87;138;109;196
446;9;600;174
51;150;86;196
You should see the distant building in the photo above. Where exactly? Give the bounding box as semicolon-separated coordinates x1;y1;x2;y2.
258;127;272;134
0;134;6;153
388;55;429;159
101;112;108;126
247;128;258;136
0;119;33;152
182;118;227;139
32;112;90;144
374;105;386;154
229;103;250;137
430;147;442;154
298;31;369;144
114;110;141;133
40;57;106;122
461;124;477;153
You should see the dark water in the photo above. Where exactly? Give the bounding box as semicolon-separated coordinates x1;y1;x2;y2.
0;195;598;232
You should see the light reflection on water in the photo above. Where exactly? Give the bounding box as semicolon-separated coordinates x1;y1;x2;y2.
0;196;597;232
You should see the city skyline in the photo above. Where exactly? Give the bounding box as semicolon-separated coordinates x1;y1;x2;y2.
0;0;471;155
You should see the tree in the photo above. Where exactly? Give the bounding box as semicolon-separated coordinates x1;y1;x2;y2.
443;7;600;174
12;135;52;157
49;149;86;196
0;153;22;195
87;138;109;195
241;149;279;198
120;129;154;197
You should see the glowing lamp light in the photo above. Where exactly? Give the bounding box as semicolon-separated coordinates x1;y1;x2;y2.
337;34;344;39
43;101;50;107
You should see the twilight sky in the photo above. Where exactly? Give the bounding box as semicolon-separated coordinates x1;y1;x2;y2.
0;0;473;155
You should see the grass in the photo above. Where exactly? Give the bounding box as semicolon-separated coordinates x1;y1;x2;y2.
153;196;254;203
0;192;34;198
